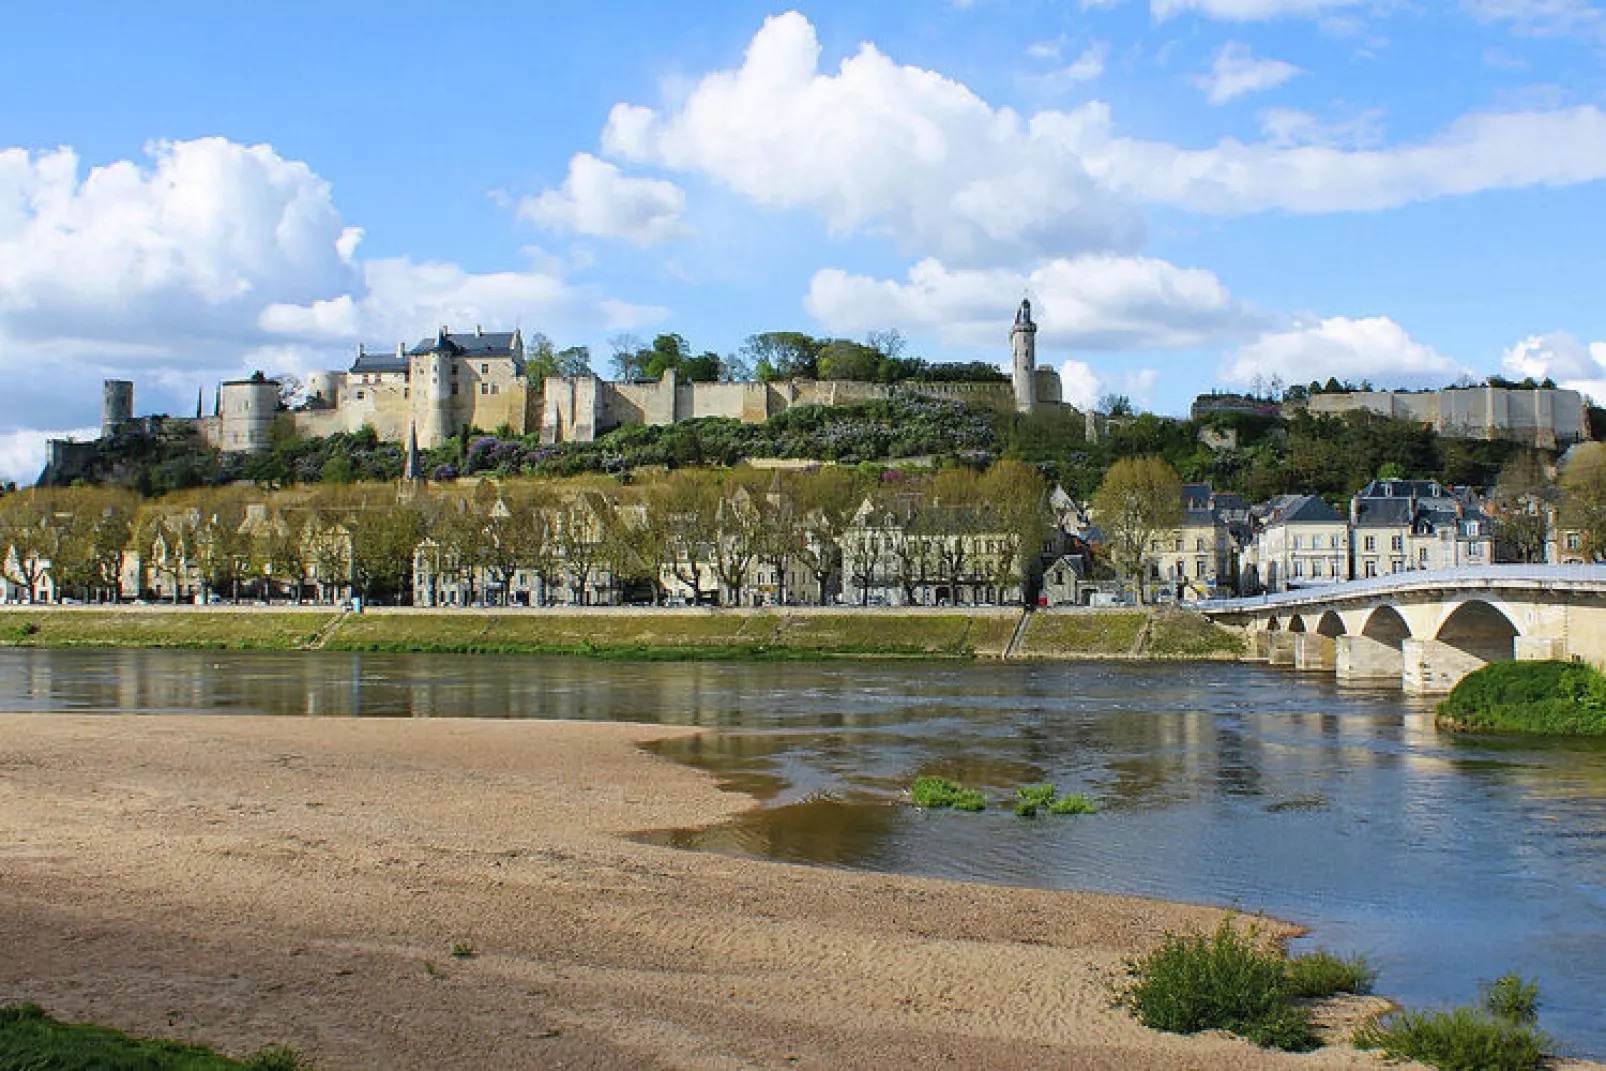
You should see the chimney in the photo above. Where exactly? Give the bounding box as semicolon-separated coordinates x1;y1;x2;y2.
396;341;405;358
476;324;484;337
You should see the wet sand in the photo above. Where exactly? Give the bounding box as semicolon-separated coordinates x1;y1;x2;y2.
0;714;1412;1069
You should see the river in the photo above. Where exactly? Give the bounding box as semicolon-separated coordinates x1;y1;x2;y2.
2;649;1602;1057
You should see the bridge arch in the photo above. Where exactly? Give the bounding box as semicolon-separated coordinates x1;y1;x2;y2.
1434;600;1519;664
1360;605;1411;649
1315;611;1346;638
1287;615;1307;634
1265;617;1281;632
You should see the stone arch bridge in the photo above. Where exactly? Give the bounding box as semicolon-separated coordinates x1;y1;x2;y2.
1201;566;1606;695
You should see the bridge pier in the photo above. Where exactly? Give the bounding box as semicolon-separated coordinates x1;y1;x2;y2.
1294;634;1336;672
1335;636;1404;686
1268;633;1297;666
1245;630;1271;661
1516;636;1566;661
1402;639;1490;696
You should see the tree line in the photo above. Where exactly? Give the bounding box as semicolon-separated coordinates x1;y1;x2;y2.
0;461;1055;609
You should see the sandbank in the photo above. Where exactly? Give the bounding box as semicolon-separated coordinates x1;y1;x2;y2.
1;713;1414;1068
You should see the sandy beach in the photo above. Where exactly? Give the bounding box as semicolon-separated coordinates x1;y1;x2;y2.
0;714;1409;1069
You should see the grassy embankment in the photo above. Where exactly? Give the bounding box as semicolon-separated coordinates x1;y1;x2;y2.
326;609;1018;660
0;608;335;649
0;605;1243;661
1019;609;1243;660
1437;660;1606;736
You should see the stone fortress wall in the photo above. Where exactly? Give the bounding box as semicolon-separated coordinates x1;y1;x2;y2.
1303;386;1589;450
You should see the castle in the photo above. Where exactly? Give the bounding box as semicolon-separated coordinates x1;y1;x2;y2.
45;301;1070;478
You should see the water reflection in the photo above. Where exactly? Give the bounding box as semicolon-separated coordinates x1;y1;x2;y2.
2;649;1603;1058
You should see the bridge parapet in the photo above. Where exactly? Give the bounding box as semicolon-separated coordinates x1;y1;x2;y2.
1203;565;1606;695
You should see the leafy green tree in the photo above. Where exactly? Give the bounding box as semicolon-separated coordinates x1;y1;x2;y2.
1091;456;1184;603
742;331;822;381
1561;442;1606;559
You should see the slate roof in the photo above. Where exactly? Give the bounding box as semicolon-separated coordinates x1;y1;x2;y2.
1263;494;1343;526
409;327;525;371
1352;497;1415;528
350;345;408;375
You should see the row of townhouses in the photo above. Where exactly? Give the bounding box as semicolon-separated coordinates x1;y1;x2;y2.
0;477;1590;608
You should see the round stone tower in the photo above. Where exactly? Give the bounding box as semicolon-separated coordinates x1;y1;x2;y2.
428;348;454;447
218;372;281;452
102;380;134;437
1010;299;1037;413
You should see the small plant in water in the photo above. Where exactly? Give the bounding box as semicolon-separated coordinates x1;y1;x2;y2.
950;789;986;812
1481;973;1540;1025
909;776;984;811
1048;793;1097;816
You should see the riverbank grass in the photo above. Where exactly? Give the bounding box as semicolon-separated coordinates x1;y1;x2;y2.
1436;660;1606;735
1353;971;1548;1071
325;611;1009;659
0;1003;305;1070
0;610;333;650
1124;918;1375;1052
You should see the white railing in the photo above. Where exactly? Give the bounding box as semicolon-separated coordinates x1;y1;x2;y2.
1202;564;1606;613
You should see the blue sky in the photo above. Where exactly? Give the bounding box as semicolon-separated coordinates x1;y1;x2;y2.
3;0;1605;481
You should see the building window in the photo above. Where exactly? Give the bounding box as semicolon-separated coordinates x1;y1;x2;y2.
1391;558;1404;573
480;383;488;395
1293;560;1304;578
1364;535;1376;551
1331;535;1341;549
452;384;459;395
1467;521;1480;537
1196;558;1207;578
1469;541;1483;558
1174;538;1183;552
1195;538;1205;552
1567;532;1581;550
355;391;364;400
1364;560;1378;577
1418;547;1428;563
1391;535;1404;551
1293;535;1302;550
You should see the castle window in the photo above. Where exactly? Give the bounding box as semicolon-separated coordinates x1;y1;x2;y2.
480;383;488;395
490;384;498;395
452;384;459;395
355;391;364;400
481;363;489;374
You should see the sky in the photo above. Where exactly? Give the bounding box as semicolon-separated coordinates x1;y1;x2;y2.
3;0;1606;483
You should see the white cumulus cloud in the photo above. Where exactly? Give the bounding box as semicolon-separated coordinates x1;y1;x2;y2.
1198;42;1302;104
518;152;690;246
1058;101;1606;213
601;11;1144;266
805;255;1268;351
1501;331;1606;399
0;137;664;470
1222;316;1469;388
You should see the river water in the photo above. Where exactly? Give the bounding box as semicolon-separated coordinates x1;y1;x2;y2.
2;649;1602;1057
